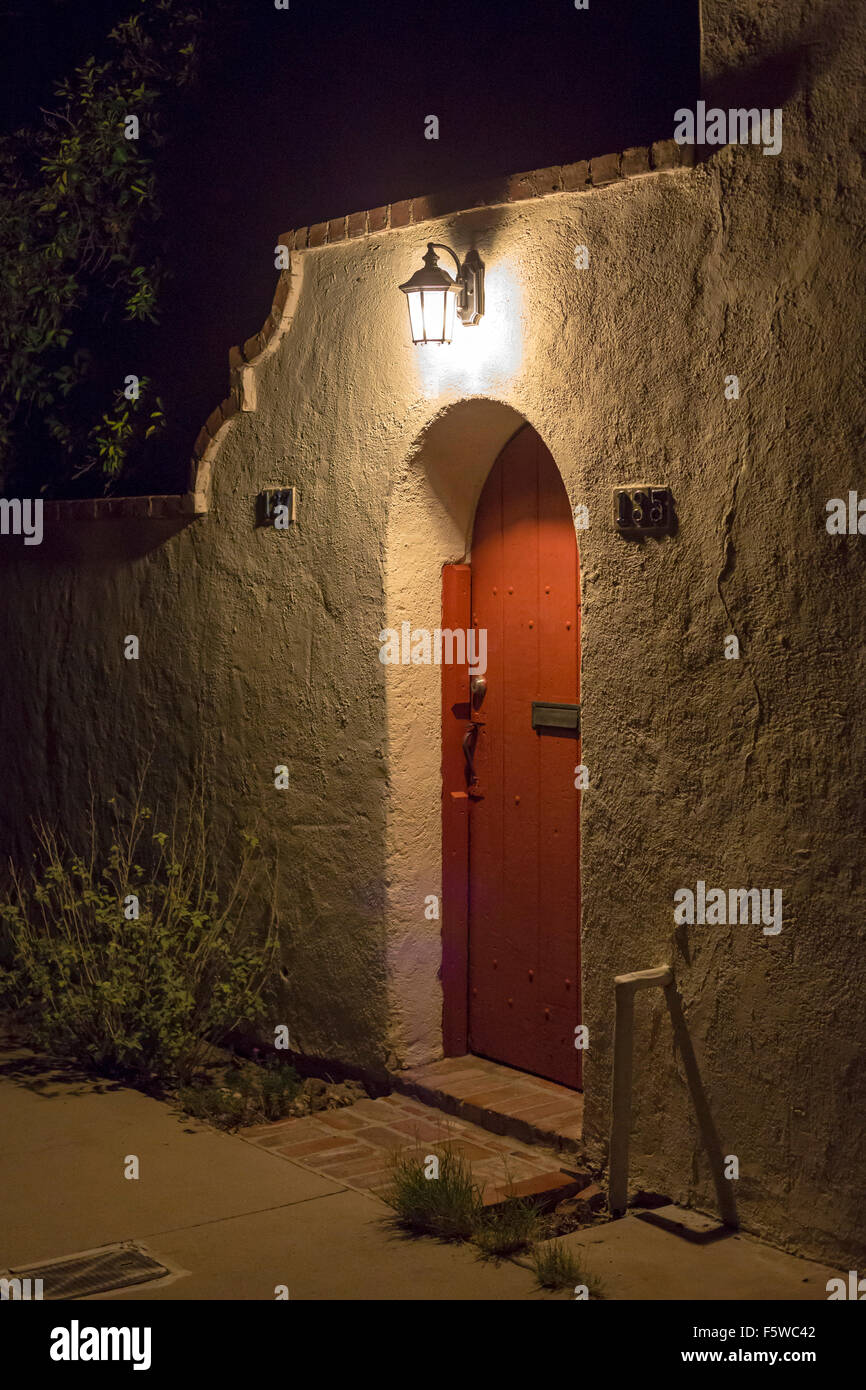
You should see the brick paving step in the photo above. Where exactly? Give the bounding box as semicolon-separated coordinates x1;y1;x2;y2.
240;1089;580;1206
391;1055;585;1155
482;1169;590;1211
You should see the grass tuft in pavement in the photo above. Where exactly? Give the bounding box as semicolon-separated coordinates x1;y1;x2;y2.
383;1145;483;1241
475;1196;541;1257
531;1238;605;1296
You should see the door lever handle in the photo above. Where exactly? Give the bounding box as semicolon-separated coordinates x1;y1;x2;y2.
462;722;479;787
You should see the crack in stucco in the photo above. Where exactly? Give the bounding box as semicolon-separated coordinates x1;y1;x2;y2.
716;460;765;783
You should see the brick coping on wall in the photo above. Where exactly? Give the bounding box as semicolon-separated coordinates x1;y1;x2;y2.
39;140;694;521
40;493;204;525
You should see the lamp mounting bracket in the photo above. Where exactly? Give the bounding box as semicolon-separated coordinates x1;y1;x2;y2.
429;242;484;326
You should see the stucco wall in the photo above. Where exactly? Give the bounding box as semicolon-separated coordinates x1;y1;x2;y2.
1;0;863;1267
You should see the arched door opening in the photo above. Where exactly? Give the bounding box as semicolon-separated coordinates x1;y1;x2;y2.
441;424;582;1089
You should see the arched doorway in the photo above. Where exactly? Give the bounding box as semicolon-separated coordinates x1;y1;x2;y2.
442;424;581;1088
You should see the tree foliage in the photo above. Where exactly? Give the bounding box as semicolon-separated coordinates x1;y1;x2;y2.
0;1;215;495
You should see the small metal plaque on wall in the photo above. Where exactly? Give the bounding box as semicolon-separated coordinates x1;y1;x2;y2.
614;485;675;537
258;487;297;528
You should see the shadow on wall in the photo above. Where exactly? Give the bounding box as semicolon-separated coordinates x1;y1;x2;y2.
0;517;197;571
701;0;857;109
664;982;739;1229
611;973;738;1231
404;396;528;551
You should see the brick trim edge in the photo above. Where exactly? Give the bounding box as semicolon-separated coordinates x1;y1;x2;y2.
40;493;206;524
287;139;692;251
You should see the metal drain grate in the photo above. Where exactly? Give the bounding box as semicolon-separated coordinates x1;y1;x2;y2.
6;1243;169;1300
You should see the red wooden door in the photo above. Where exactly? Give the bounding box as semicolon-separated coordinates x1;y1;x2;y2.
466;425;581;1087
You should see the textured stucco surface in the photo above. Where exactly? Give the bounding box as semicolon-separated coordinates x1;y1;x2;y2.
1;0;864;1268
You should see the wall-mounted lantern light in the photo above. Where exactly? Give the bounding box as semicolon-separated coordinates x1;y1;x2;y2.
398;243;484;345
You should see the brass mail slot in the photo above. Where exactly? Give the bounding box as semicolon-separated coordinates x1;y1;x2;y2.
531;701;581;731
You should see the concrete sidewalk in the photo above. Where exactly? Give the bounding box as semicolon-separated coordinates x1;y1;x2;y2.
525;1216;842;1302
0;1046;550;1300
0;1045;845;1301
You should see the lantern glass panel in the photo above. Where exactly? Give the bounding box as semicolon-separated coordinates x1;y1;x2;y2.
424;288;446;342
409;285;457;344
442;287;457;341
407;290;425;343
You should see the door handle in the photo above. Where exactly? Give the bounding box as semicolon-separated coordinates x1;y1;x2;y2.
462;722;479;787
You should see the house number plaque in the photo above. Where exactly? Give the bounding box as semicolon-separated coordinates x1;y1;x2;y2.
614;485;675;537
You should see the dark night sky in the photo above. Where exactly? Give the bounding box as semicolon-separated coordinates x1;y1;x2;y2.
2;0;699;491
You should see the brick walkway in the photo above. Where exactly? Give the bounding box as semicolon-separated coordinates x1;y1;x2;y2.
242;1091;588;1205
393;1055;584;1153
